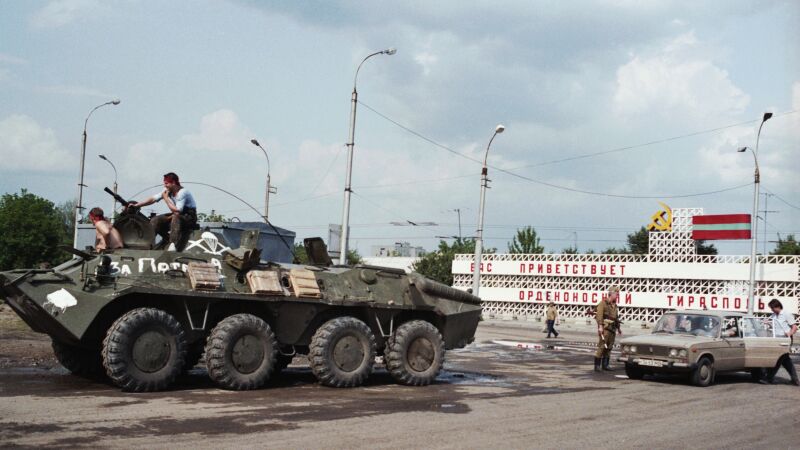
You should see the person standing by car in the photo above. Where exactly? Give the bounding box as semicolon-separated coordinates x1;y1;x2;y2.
545;302;559;338
763;299;799;386
594;286;622;372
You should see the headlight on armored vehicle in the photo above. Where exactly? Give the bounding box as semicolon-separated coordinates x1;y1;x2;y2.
669;348;678;357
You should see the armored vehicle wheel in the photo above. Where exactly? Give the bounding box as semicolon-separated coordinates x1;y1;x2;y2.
690;356;714;387
624;363;645;380
102;308;187;392
51;339;104;378
309;317;376;388
205;314;278;390
384;320;445;386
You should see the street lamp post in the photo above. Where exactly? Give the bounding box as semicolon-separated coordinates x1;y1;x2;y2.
471;124;505;296
98;155;118;222
738;111;772;315
339;47;396;265
250;139;277;222
73;99;120;248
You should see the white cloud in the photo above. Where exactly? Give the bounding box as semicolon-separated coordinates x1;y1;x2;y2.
613;32;750;122
29;0;108;29
414;51;438;76
179;109;254;152
698;82;800;192
0;115;71;172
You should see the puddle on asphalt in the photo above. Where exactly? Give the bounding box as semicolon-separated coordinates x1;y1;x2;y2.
437;370;513;387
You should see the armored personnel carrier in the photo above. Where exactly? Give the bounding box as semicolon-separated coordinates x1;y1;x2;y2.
0;191;481;392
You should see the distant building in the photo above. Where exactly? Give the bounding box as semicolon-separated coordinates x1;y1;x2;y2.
371;242;427;258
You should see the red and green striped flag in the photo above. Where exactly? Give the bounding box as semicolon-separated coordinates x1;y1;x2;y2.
692;214;751;240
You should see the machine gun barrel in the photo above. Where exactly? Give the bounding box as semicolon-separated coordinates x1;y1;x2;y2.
104;187;132;207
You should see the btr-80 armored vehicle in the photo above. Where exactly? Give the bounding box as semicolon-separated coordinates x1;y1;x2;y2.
0;191;481;392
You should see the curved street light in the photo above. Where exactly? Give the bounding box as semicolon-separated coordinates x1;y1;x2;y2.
74;99;120;248
738;111;772;314
98;154;118;222
250;138;276;221
339;47;396;265
472;124;505;296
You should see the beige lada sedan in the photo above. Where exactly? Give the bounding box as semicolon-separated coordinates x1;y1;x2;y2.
618;310;792;387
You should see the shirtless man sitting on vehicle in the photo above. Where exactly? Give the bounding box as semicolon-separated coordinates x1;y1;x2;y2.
88;207;124;251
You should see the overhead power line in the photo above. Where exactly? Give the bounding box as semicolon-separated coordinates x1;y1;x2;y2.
763;188;800;212
360;101;792;199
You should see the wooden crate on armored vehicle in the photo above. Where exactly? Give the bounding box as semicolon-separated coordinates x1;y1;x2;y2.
246;269;285;296
288;268;321;298
187;262;221;290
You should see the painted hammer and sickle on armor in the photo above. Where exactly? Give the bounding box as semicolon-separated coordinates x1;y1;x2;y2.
647;202;673;232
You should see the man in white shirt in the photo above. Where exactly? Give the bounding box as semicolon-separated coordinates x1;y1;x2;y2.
763;299;799;386
130;172;197;251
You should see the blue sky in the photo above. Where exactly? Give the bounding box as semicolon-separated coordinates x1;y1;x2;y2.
1;0;798;255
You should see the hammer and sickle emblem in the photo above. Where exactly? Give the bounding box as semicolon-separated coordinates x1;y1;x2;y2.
647;202;672;232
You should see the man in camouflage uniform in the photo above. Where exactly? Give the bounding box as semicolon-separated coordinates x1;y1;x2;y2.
594;286;622;372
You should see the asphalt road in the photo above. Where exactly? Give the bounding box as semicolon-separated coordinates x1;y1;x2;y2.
1;319;798;449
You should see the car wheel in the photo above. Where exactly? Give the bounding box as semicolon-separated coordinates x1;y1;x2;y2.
205;314;278;390
102;308;187;392
384;320;445;386
309;317;376;388
624;363;645;380
690;356;714;387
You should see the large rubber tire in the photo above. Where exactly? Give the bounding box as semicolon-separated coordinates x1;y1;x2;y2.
690;356;714;387
102;308;187;392
309;317;376;388
624;363;645;380
385;320;445;386
750;368;765;383
51;339;104;378
205;314;278;390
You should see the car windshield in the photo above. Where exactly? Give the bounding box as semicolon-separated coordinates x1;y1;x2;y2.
654;314;720;337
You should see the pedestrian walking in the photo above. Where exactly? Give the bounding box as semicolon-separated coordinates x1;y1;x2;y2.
545;302;559;338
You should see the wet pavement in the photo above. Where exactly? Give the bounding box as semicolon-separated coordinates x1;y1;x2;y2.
1;320;798;448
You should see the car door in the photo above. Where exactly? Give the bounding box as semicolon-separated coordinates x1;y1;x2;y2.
740;317;789;368
715;316;745;370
